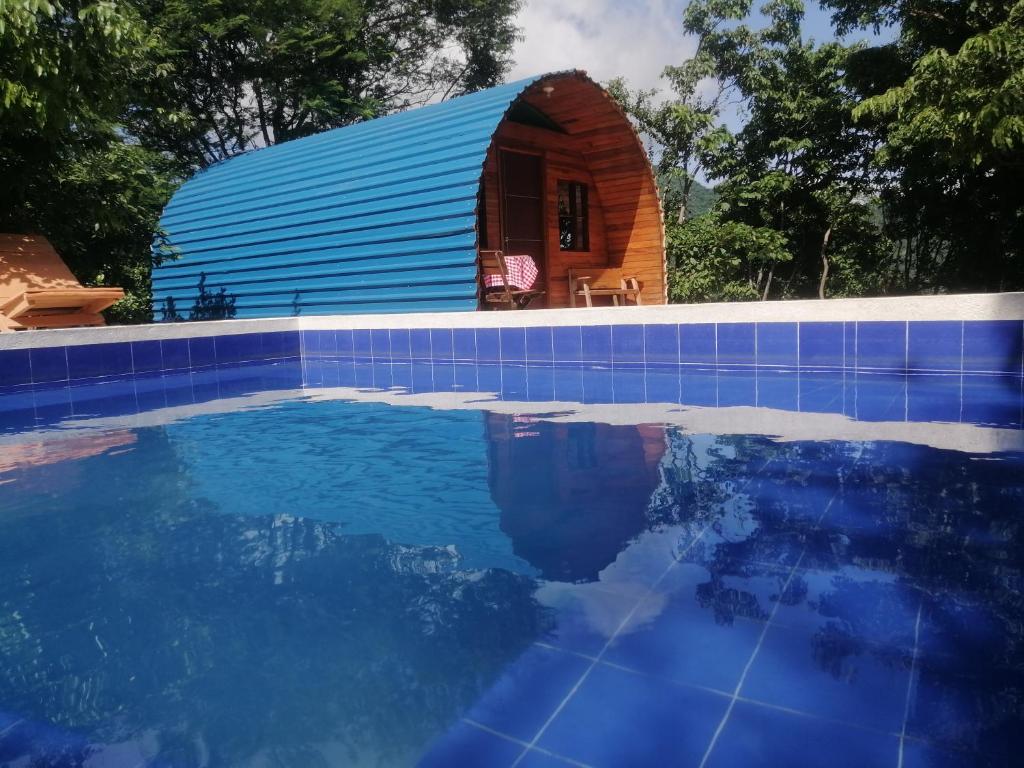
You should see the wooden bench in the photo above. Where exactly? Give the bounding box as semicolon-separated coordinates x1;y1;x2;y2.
0;233;125;331
480;249;544;309
568;268;642;308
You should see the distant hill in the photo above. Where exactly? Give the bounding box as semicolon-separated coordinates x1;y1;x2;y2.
657;174;717;219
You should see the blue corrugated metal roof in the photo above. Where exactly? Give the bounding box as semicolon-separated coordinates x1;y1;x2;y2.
153;75;550;320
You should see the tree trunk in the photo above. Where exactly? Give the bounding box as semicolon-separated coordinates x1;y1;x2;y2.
762;262;775;301
818;226;832;300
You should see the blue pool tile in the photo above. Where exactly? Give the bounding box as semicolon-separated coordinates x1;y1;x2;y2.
476;328;500;363
462;644;590;743
773;565;921;648
371;329;391;359
552;326;582;363
334;329;354;357
611;324;644;365
553;367;583;402
29;346;68;383
186;336;215;369
433;362;455;392
681;371;718;406
526;366;555;401
757;370;798;411
500;327;526;362
262;331;299;359
756;323;798;368
409;329;431;361
386;361;409;389
500;364;528;399
409;361;433;392
581;325;611;362
917;594;1019;671
604;570;765;691
351;361;372;388
704;700;899;768
538;663;728;767
476;363;502;392
452;328;475;361
371;361;394;389
300;329;319;358
854;372;907;421
905;666;1024;761
645;369;680;404
540;585;640;657
430;328;453;360
899;741;988;768
389;328;410;360
130;340;162;375
717;323;755;368
0;349;32;387
514;749;575;768
353;329;373;360
417;720;523;768
718;370;756;407
857;321;907;370
525;327;553;363
67;342;132;379
742;623;912;732
799;371;847;415
214;332;259;364
799;321;844;369
680;323;716;366
453;362;477;392
960;374;1021;428
908;374;962;423
644;324;678;367
613;369;645;403
962;320;1023;374
581;367;614;404
908;321;963;373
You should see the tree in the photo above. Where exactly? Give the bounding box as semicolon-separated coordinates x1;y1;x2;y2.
130;0;523;168
827;0;1024;291
1;0;176;322
1;0;522;322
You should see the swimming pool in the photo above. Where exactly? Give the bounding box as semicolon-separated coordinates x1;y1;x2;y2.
1;317;1022;767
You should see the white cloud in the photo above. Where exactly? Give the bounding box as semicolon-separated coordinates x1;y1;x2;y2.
508;0;696;96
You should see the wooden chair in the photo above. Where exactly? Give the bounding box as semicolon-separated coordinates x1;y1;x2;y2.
0;234;124;331
480;249;544;309
568;268;642;308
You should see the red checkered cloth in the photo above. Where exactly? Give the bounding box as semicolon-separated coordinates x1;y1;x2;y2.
483;254;539;291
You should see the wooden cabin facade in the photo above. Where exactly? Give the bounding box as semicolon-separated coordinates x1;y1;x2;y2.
153;72;666;320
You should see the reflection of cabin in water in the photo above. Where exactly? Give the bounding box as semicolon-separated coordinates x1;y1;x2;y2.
153;72;666;320
485;414;666;582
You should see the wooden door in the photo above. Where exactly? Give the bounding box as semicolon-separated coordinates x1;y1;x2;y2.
500;150;545;295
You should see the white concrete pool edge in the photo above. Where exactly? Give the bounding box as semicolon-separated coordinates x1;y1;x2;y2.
2;292;1023;350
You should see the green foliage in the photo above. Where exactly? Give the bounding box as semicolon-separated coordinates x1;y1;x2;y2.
827;0;1024;291
666;212;789;303
1;0;521;322
131;0;523;167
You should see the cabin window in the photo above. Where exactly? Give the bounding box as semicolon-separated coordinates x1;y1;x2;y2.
558;181;589;251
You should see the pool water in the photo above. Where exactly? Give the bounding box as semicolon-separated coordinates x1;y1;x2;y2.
0;365;1022;767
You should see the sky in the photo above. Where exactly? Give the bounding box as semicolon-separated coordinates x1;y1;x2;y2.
507;1;887;101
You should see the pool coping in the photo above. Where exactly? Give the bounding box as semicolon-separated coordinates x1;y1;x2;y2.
2;292;1023;350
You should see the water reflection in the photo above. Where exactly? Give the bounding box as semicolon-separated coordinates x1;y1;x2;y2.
0;398;1022;766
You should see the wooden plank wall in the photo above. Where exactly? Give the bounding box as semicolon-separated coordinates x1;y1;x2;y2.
479;73;666;308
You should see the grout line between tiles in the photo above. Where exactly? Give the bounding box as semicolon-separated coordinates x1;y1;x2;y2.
461;719;594;768
897;599;925;768
698;449;864;768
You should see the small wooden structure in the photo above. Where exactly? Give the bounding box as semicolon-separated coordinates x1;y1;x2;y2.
153;70;666;319
478;72;666;308
0;234;124;331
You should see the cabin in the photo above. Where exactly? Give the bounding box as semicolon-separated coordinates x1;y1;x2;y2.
153;71;666;320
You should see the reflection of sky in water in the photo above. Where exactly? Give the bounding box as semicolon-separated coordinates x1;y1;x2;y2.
0;393;1021;767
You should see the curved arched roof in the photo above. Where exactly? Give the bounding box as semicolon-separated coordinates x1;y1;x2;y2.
153;72;654;319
